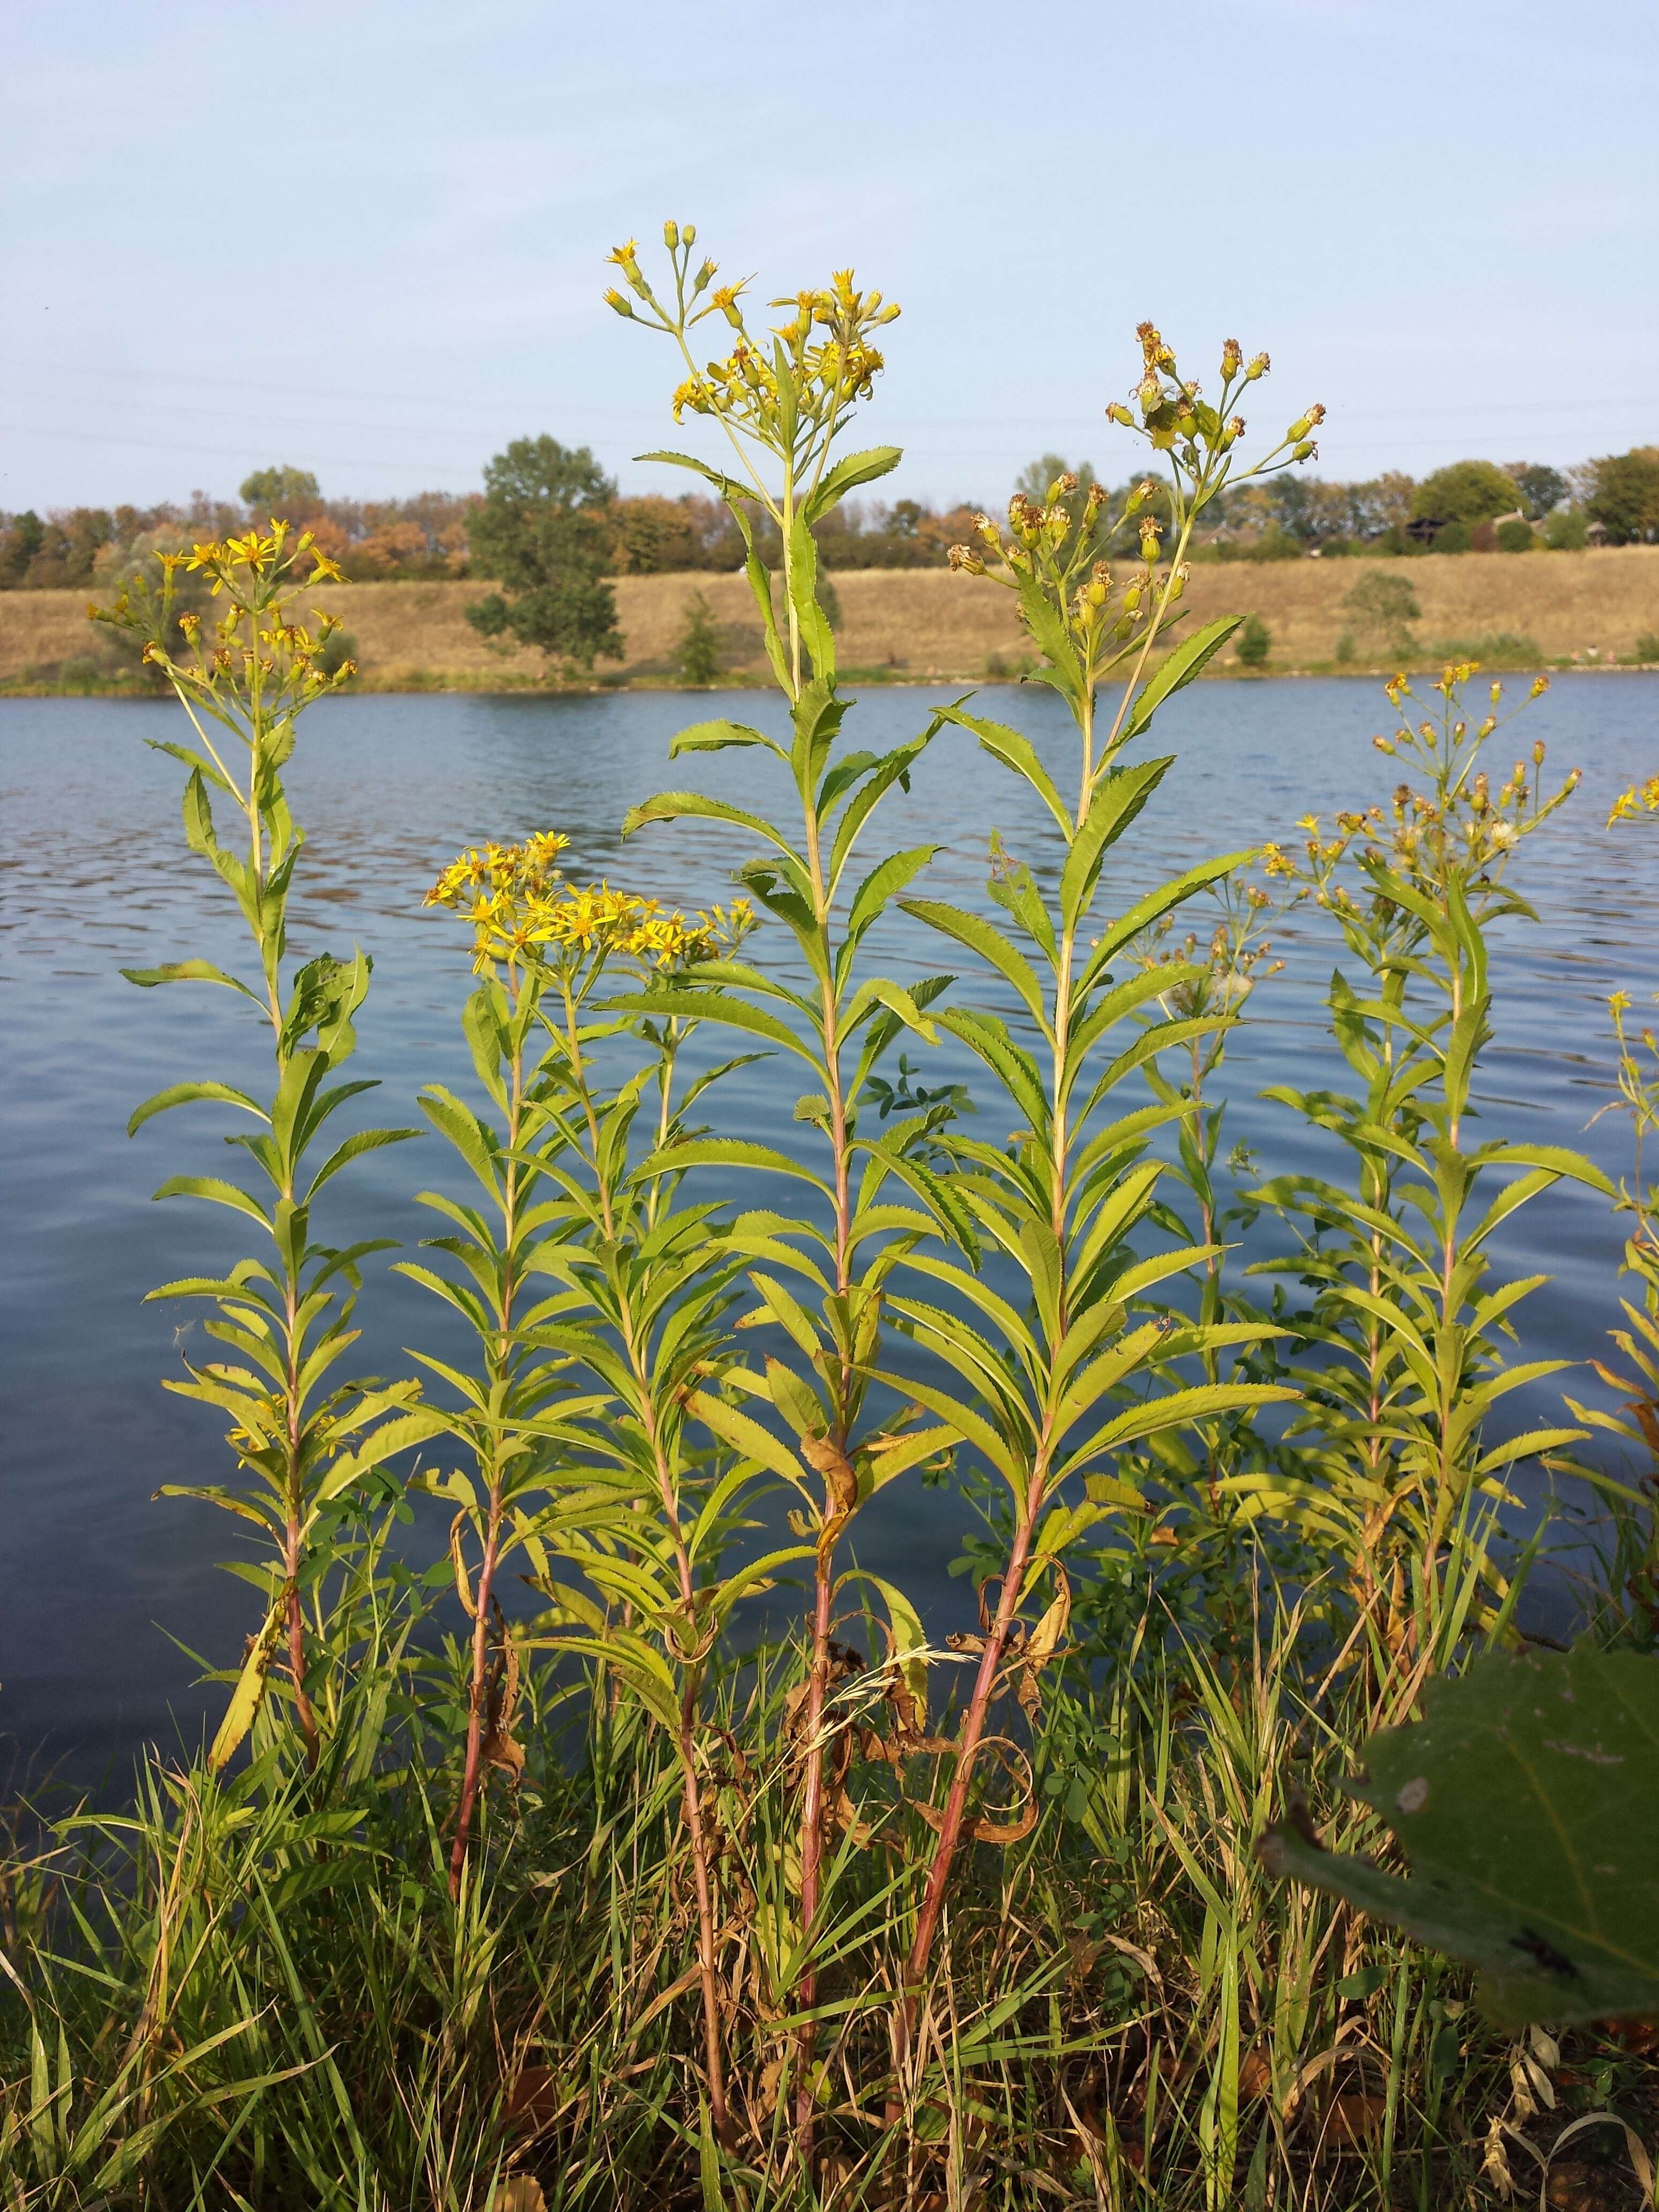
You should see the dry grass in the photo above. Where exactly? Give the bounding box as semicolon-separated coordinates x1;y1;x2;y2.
5;546;1659;689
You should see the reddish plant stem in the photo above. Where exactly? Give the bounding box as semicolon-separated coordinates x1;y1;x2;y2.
562;981;734;2146
892;1470;1042;2089
794;945;855;2157
448;1513;502;1902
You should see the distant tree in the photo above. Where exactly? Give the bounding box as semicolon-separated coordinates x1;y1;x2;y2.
1343;570;1421;654
677;591;722;685
0;510;44;588
1410;461;1519;527
1587;448;1659;544
888;499;925;537
1505;462;1567;519
1543;506;1590;550
465;436;623;670
240;465;322;515
1494;518;1536;553
1235;614;1271;667
1014;455;1103;539
611;494;703;575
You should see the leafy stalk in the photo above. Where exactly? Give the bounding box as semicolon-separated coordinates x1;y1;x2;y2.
608;222;963;2147
1243;669;1609;1681
95;527;425;1771
888;327;1319;2067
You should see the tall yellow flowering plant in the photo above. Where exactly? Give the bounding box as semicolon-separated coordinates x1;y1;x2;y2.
93;527;432;1772
609;223;965;2148
1242;670;1608;1683
415;829;774;2133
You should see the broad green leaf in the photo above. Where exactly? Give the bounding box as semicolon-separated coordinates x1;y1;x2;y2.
686;1387;805;1487
1121;616;1243;739
151;1175;272;1229
900;898;1050;1027
1260;1645;1659;2026
1060;757;1174;932
121;959;262;1004
932;707;1072;835
641;1137;834;1201
128;1080;268;1137
622;789;795;854
801;444;903;526
668;718;786;760
635;448;760;505
787;512;835;683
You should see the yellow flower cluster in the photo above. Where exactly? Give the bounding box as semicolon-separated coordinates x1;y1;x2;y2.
1608;775;1659;828
668;270;896;436
603;227;898;462
425;833;752;977
94;519;354;700
1268;672;1578;911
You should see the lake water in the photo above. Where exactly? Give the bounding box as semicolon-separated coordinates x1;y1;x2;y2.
4;675;1657;1776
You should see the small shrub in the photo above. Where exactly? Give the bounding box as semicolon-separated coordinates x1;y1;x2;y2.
316;626;358;680
1544;506;1590;550
1632;631;1659;663
676;589;722;685
1236;612;1271;666
1433;519;1471;554
1343;569;1420;657
1334;630;1356;664
1496;517;1536;553
57;653;104;691
984;649;1007;677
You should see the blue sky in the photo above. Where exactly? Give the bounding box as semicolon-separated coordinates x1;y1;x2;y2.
4;0;1656;513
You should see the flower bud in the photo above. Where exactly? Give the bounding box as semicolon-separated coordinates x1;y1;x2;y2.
1139;376;1161;412
1246;353;1270;380
1291;440;1317;462
1221;339;1243;378
682;222;696;245
1490;679;1503;704
604;289;635;318
663;219;680;249
1530;675;1550;699
1105;401;1135;427
1084;577;1107;607
1533;738;1546;764
1373;735;1395;753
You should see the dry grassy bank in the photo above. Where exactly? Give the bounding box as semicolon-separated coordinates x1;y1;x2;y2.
5;547;1658;690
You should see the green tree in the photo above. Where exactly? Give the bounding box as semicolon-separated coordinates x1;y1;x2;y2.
1588;446;1659;544
1505;460;1567;519
676;589;721;684
1236;611;1271;665
1494;517;1535;553
0;510;44;587
465;436;623;670
239;465;322;513
1410;460;1519;527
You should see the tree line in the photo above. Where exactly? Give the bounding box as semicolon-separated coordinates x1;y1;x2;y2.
10;441;1659;679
